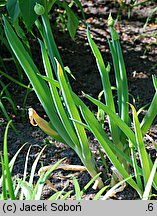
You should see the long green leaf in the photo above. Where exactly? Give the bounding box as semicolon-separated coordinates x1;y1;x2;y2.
0;70;31;89
93;185;110;200
108;40;122;116
141;76;157;134
60;190;73;200
39;40;80;149
6;0;20;22
0;154;7;200
41;14;64;76
19;145;32;200
87;29;124;153
73;93;132;163
81;173;102;196
56;59;91;159
116;41;129;124
29;146;47;185
80;105;142;197
130;143;143;192
34;158;65;200
72;176;82;200
130;104;151;186
84;93;137;147
56;59;103;187
48;192;63;200
18;180;33;200
73;0;86;20
141;92;157;134
3;16;72;142
142;158;157;200
110;26;129;125
2;96;17;115
0;100;16;132
3;121;15;200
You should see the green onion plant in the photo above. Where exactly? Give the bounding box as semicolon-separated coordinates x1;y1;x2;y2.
78;14;157;198
3;2;104;189
3;0;157;199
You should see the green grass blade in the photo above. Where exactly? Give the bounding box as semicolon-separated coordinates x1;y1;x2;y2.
130;142;143;192
3;17;53;104
141;76;157;134
29;146;47;185
108;40;122;115
130;104;151;186
69;118;90;130
142;158;157;200
48;192;63;200
9;143;28;173
109;19;129;146
40;158;66;183
73;0;86;20
56;59;91;159
0;154;7;200
0;69;31;89
0;100;14;125
0;80;11;98
2;96;17;115
87;28;115;111
115;40;129;125
34;158;66;200
19;145;32;200
60;190;73;200
41;14;64;76
39;40;80;149
141;92;157;134
87;28;121;146
79;105;142;197
73;93;132;163
98;147;109;175
84;93;137;147
81;173;102;196
63;2;79;39
93;185;110;200
0;142;28;196
3;120;15;200
32;172;45;200
52;185;67;200
23;145;32;182
37;74;60;88
72;176;82;200
18;180;33;200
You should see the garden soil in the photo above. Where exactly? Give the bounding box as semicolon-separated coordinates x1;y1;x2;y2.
0;0;157;199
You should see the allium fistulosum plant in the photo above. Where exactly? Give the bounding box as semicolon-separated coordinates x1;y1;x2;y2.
78;14;157;198
3;0;157;198
3;2;104;189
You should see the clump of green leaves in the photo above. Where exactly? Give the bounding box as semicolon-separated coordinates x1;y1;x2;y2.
0;121;69;200
0;122;112;200
3;0;157;199
3;0;104;189
79;14;157;199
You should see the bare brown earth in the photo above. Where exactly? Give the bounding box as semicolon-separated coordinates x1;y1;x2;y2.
0;0;157;199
